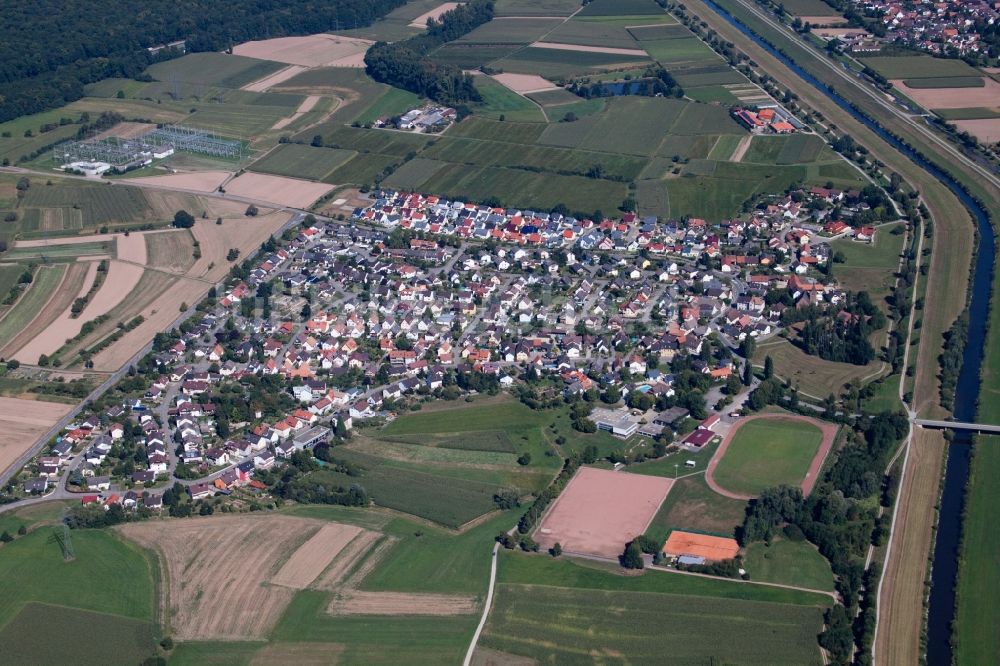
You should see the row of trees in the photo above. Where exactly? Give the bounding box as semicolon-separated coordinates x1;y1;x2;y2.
364;0;494;106
0;0;407;122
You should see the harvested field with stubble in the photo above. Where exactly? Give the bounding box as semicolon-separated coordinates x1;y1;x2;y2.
313;531;384;590
188;212;288;281
329;591;477;616
224;172;333;208
130;171;230;194
120;515;370;640
491;73;558;93
875;428;945;666
233;35;372;67
0;397;72;477
272;523;367;589
891;78;1000;110
534;467;673;559
8;262;90;363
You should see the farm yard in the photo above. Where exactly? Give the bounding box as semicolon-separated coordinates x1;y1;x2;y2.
708;415;832;498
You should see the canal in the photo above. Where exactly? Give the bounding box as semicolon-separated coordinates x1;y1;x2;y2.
699;0;996;661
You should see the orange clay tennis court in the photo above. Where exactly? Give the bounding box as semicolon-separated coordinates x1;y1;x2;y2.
534;467;673;559
663;530;741;562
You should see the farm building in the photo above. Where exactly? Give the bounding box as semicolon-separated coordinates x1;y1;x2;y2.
663;531;740;564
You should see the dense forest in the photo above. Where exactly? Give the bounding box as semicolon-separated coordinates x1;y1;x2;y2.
0;0;406;123
365;0;494;106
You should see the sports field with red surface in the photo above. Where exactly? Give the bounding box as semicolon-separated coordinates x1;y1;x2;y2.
535;467;673;559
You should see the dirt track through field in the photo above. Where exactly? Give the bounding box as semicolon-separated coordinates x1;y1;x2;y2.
531;42;649;57
0;397;73;478
271;523;366;589
272;95;322;130
730;135;753;162
243;65;308;92
328;591;477;616
705;414;838;500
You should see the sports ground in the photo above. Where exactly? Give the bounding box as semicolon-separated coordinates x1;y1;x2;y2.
534;467;673;558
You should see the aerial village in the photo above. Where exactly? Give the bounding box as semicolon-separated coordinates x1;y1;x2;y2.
7;181;892;512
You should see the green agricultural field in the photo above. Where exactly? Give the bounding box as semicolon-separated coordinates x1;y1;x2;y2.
539;96;687;155
0;265;65;349
482;553;828;664
744;538;835;592
320;125;435;157
629;24;690;41
902;76;984;88
420;163;627;215
449;117;547;143
250;144;356;181
934;107;1000;120
362;512;513;595
498;550;831;604
0;603;157;666
23;181;152;228
0;528;156;629
576;0;667;16
354;87;423;124
543;19;645;49
643;36;720;65
684;86;739;104
294;458;499;528
4;241;111;262
183;102;290;137
859;55;984;80
743;133;825;164
482;584;824;664
636;177;671;217
830;222;906;300
145;53;285;89
494;0;582;16
955;438;1000;665
712;418;824;496
456;18;562;44
674;66;747;88
382;158;449;190
271;591;477;664
429;43;524;69
661;161;806;220
492;48;652;79
524;87;581;107
0;265;25;306
575;13;678;28
420;134;648;181
778;0;841;15
324;153;400;186
647;473;747;538
471;77;547;123
670;101;745;135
